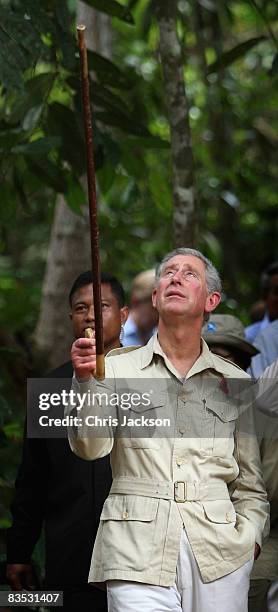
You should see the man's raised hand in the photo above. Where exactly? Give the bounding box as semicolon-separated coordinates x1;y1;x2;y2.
71;335;96;382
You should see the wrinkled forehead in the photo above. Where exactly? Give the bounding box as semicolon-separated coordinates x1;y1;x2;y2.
161;254;206;274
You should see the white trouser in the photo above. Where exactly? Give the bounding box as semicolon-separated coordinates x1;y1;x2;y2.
268;579;278;612
107;528;253;612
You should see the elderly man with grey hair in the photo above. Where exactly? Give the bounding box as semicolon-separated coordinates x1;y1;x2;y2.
68;248;268;612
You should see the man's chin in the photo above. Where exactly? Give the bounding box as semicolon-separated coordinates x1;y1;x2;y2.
162;304;189;316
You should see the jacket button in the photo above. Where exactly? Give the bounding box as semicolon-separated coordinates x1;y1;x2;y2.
176;458;183;466
122;511;129;520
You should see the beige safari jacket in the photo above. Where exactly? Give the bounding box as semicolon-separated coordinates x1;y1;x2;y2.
67;335;269;586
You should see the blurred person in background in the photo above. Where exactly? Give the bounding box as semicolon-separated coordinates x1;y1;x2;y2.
122;269;158;346
249;301;266;325
246;262;278;344
249;320;278;379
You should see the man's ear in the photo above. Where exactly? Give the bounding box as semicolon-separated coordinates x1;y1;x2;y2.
205;292;221;316
69;312;73;321
152;288;157;309
120;306;129;325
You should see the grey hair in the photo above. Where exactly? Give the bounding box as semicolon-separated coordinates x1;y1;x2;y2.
156;248;222;295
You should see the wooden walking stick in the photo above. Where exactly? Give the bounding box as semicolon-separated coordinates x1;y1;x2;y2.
77;24;105;380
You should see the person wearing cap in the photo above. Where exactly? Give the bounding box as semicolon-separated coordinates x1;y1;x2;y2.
122;269;158;346
203;315;278;612
202;314;259;371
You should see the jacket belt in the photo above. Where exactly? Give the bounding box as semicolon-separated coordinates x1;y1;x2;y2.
110;477;230;502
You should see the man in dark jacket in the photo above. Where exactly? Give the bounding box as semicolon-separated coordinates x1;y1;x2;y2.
6;271;129;611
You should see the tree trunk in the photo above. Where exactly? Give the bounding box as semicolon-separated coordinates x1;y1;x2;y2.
34;2;111;369
154;0;197;247
34;198;91;368
193;1;239;295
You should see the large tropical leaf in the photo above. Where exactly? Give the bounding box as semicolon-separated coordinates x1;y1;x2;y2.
87;51;135;89
46;102;86;174
94;111;150;136
207;36;266;74
27;159;68;193
11;137;61;156
88;81;132;115
9;73;55;125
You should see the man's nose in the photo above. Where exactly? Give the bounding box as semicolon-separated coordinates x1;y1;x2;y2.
86;305;95;321
171;269;183;283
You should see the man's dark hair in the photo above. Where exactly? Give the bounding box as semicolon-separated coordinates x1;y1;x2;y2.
69;271;125;307
261;262;278;297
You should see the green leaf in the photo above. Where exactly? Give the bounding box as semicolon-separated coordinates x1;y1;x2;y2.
270;53;278;77
68;0;77;13
101;133;122;166
202;231;221;259
0;8;47;91
82;0;134;24
54;2;73;32
0;29;26;90
10;73;56;124
22;105;43;131
97;161;115;195
59;32;77;71
47;102;86;174
3;421;22;441
0;130;22;152
0;518;11;528
207;36;267;74
0;347;20;356
87;51;134;90
12;137;61;156
65;175;86;215
16;0;56;41
89;81;132;115
94;111;150;136
27;158;67;193
13;168;29;212
24;72;56;102
127;0;140;8
141;0;155;37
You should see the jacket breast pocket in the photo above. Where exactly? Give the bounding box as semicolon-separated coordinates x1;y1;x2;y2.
201;401;238;457
118;395;166;450
202;500;256;561
100;495;159;571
